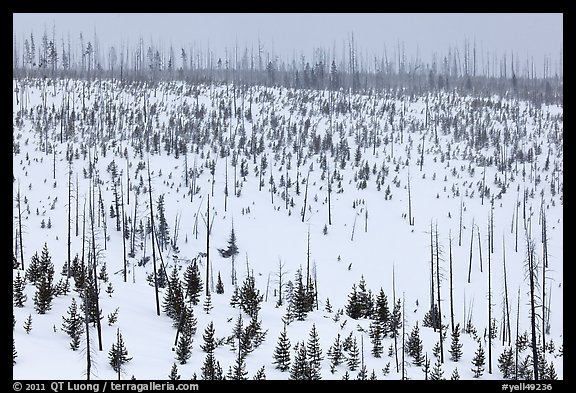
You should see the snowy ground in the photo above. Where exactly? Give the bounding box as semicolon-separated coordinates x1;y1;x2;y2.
13;79;563;380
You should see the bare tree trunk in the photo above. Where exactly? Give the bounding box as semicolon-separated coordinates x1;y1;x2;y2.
206;196;210;296
89;182;103;351
449;233;455;333
147;162;161;316
407;169;413;225
435;224;443;363
477;226;483;273
526;234;539;380
327;162;332;225
502;233;512;347
487;219;492;374
301;170;310;223
459;198;463;246
17;182;25;270
120;177;127;283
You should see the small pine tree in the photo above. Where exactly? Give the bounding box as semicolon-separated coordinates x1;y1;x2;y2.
163;265;184;322
292;269;309;321
328;333;344;373
106;282;114;297
230;285;240;308
13;271;28;307
184;262;203;305
497;347;515;379
216;272;224;294
517;354;533;380
239;275;263;318
13;339;17;365
382;362;391;376
62;298;84;350
346;337;360;371
290;342;309;380
422;354;431;380
430;358;445;380
201;322;216;353
406;321;424;366
450;367;460;380
203;291;214;314
471;342;486;378
449;323;464;361
546;362;558;380
169;363;180;380
423;304;441;329
432;341;441;358
253;366;266;380
107;307;119;326
370;321;384;358
272;325;291;371
23;314;33;334
307;324;323;380
109;329;133;373
176;329;193;365
98;263;109;282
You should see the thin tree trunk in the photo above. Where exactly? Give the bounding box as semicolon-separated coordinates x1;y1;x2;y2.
301;170;310;223
503;233;512;346
17;182;25;270
526;235;539;380
487;219;492;374
89;182;103;351
206;196;210;296
449;233;455;333
435;224;443;363
120;177;127;283
147;162;161;316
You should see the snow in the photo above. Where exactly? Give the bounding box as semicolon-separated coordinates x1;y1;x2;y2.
13;79;563;380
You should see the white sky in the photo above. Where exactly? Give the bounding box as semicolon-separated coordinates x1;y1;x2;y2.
13;13;563;75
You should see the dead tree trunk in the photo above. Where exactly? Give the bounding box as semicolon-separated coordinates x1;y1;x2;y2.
147;162;161;316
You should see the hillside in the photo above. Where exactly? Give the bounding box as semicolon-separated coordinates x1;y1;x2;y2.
12;78;563;380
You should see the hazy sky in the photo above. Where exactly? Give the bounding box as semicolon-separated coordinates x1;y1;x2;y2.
13;13;563;75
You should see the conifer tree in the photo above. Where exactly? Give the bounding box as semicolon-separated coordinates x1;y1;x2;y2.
448;323;464;361
253;366;266;380
421;353;430;379
307;324;323;379
388;298;402;339
13;271;28;307
200;322;223;380
62;298;84;350
239;274;263;318
184;261;203;305
346;337;360;371
345;283;362;319
25;252;41;285
430;357;445;380
169;363;180;380
407;321;424;366
290;341;309;380
451;367;460;380
203;291;213;314
109;328;132;374
13;338;17;365
163;265;184;323
497;347;515;379
546;362;558;380
292;268;309;320
176;314;194;364
373;288;390;336
369;320;384;358
23;314;33;334
273;325;291;371
328;333;344;373
216;272;224;294
471;342;486;378
32;244;55;314
231;341;249;380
